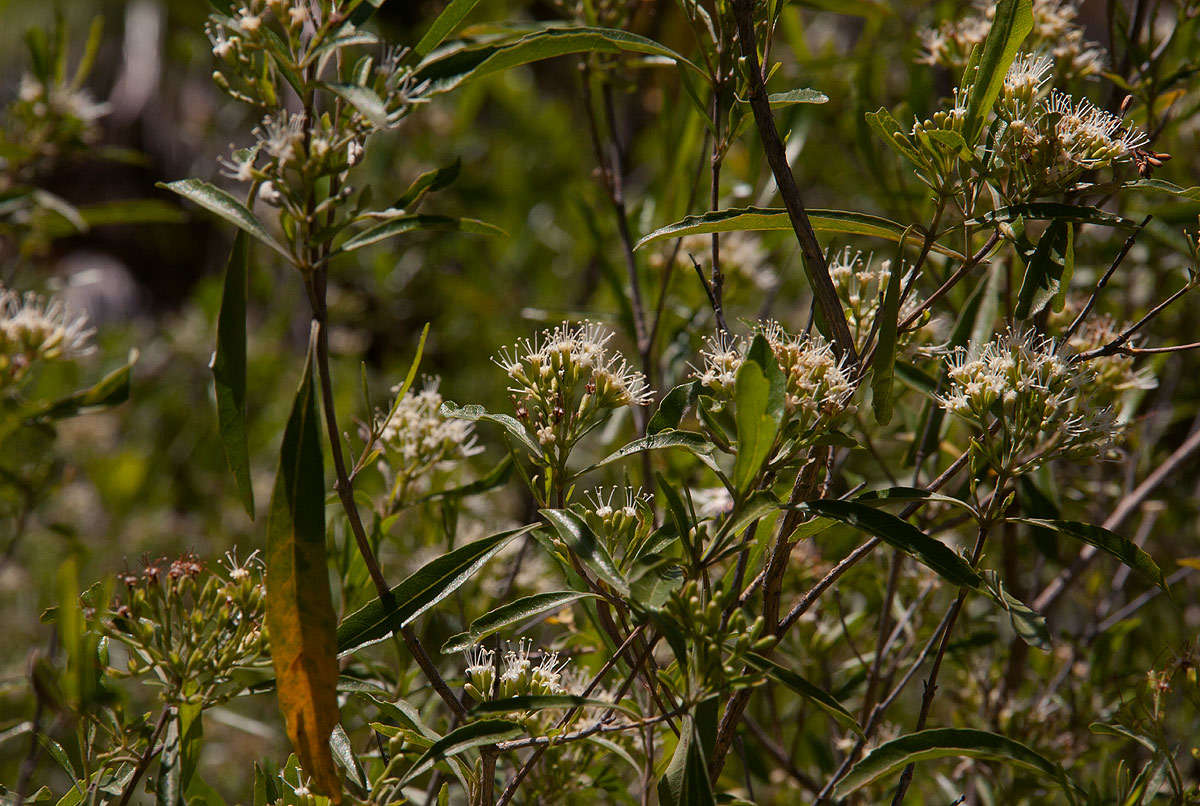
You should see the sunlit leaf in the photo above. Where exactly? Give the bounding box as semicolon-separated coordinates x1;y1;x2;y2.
265;344;343;801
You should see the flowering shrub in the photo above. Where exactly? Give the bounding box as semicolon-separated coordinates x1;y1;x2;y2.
5;0;1200;804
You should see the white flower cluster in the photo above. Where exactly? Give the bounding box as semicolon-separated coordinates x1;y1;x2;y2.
826;247;923;348
0;286;94;388
494;321;651;452
464;640;572;702
1059;311;1156;414
988;55;1148;198
919;0;1105;79
379;377;481;482
694;321;855;441
1045;91;1149;166
938;329;1118;474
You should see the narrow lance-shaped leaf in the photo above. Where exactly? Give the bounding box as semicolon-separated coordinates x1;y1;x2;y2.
1015;219;1071;319
634;206;964;259
413;0;482;61
399;720;524;785
581;429;716;473
732;334;785;494
983;570;1051;651
158;179;290;259
802;499;981;588
265;339;342;801
657;716;715;806
441;591;598;654
337;525;535;655
29;352;136;423
338;215;505;253
211;231;254;518
871;255;902;425
968;203;1137;229
541;509;629;595
414;26;703;95
960;0;1034;144
835;728;1076;799
1011;518;1167;590
744;652;863;735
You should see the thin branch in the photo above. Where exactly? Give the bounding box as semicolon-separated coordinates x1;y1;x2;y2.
1061;215;1151;345
730;0;857;364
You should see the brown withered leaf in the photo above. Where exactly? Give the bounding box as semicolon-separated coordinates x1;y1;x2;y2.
266;336;343;802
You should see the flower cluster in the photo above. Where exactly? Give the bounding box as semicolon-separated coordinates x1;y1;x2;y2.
938;329;1119;474
0;286;94;389
919;0;1105;80
104;550;269;706
377;377;481;506
695;322;855;447
208;2;426;232
464;639;573;702
495;321;651;456
1058;310;1156;416
582;486;654;558
826;247;924;348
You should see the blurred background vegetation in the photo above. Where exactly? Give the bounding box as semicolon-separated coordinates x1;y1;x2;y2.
2;0;1199;800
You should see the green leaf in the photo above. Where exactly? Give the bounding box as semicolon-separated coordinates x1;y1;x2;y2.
441;591;597;653
835;728;1074;799
29;353;136;422
853;487;978;518
1015;220;1071;319
159;179;290;259
983;570;1051;651
541;509;629;595
329;724;368;793
339;215;505;253
801;500;981;588
648;381;699;434
472;694;635;716
634;206;964;259
1120;178;1200;200
394;159;462;210
870;254;902;425
346;0;386;26
583;429;716;473
414;26;703;95
657;716;715;806
337;525;534;655
969;203;1138;229
960;0;1034;144
323;83;390;129
264;344;342;800
440;400;542;457
866;108;924;165
211;232;254;519
744;652;862;734
732;334;785;494
415;455;514;503
767;88;828;107
400;720;524;785
1010;519;1167;591
413;0;483;61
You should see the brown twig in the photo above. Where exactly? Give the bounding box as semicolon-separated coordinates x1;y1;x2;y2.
730;0;857;365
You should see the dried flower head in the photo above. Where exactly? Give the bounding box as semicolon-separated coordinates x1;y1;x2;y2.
939;329;1118;474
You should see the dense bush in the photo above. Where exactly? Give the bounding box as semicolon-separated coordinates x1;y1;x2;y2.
3;0;1200;803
